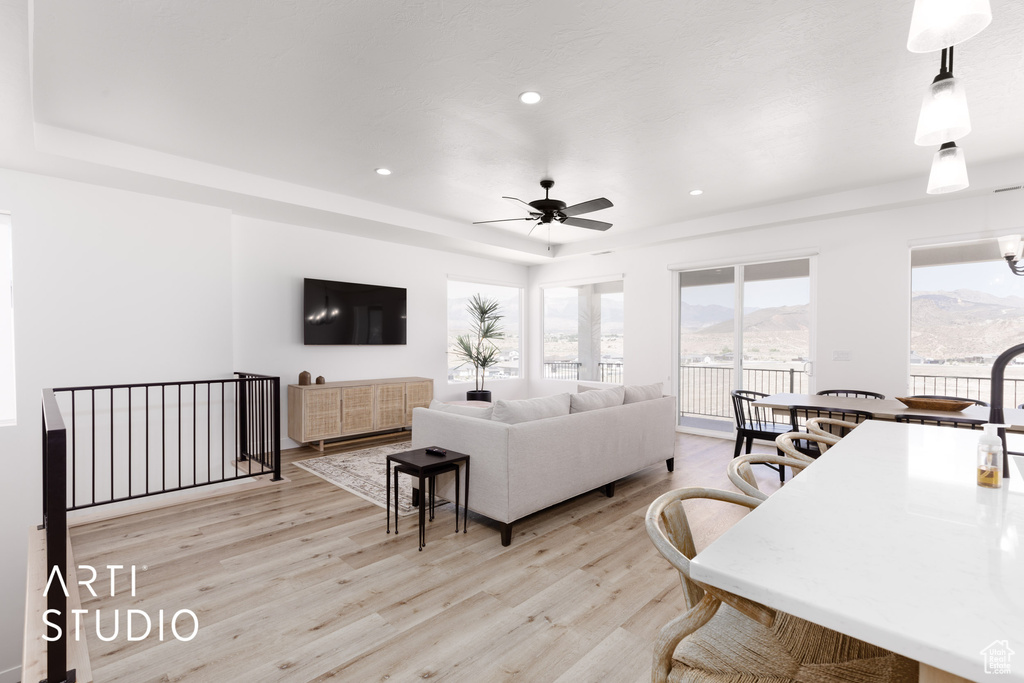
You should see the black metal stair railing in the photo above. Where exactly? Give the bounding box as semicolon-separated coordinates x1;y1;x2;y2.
38;373;280;683
51;372;281;510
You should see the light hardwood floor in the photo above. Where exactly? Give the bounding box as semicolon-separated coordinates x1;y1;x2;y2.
68;432;784;683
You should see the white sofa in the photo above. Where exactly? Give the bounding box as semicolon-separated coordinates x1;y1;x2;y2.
410;384;676;545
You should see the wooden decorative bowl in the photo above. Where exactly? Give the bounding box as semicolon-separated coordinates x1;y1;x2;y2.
894;397;974;412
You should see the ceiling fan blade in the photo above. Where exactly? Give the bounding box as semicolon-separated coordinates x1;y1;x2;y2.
562;216;613;231
502;196;538;214
472;217;537;225
561;197;613;217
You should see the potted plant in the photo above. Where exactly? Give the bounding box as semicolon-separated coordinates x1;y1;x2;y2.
452;294;504;402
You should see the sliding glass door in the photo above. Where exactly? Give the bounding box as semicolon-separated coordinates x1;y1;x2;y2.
678;258;812;430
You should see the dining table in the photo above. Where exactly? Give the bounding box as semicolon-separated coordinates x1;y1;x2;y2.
690;420;1024;682
753;392;1024;432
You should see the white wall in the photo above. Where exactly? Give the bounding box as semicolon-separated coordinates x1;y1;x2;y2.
231;216;530;447
0;170;233;679
0;215;14;424
528;190;1024;406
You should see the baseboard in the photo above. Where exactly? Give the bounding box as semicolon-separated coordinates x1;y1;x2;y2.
0;664;21;683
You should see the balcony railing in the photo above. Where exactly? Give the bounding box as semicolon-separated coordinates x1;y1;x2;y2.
680;365;810;420
909;373;1024;409
543;362;624;383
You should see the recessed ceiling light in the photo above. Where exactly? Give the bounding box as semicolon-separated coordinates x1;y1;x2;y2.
689;189;703;196
375;168;392;176
519;91;542;104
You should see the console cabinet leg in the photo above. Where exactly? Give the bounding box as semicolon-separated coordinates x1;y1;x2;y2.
499;522;513;547
666;457;674;472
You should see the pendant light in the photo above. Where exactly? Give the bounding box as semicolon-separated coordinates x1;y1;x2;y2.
907;0;992;53
926;142;969;194
998;235;1024;275
915;47;970;146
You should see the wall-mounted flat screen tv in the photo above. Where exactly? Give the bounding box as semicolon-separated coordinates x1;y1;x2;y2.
303;278;407;345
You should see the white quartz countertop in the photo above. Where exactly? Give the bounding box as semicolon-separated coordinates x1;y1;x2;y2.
690;420;1024;681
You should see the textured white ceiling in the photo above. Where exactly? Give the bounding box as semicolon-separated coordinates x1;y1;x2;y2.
25;0;1024;251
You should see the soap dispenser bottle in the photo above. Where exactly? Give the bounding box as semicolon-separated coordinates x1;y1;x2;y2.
977;423;1003;489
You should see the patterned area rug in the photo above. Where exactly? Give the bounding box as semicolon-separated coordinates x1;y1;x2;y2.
295;442;424;516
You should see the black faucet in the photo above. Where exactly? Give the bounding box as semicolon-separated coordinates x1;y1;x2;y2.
988;343;1024;480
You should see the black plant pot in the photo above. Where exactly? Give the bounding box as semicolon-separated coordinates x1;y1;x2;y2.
466;390;492;403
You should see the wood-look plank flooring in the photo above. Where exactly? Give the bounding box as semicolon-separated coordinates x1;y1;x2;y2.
68;432;783;683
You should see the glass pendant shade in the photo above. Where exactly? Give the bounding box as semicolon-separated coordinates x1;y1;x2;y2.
915;76;971;146
998;235;1024;260
907;0;992;53
926;143;969;194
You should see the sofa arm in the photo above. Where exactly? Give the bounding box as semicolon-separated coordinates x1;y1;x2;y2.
411;407;512;522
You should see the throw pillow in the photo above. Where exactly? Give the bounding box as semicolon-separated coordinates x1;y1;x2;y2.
491;394;571;424
570;385;625;413
624;382;664;404
428;399;493;420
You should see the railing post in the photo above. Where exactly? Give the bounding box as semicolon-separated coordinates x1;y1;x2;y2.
271;377;282;481
789;368;795;393
42;389;74;683
237;375;249;461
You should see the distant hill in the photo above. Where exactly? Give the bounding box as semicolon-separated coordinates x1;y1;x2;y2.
700;304;809;334
912;289;1024;360
680;301;736;330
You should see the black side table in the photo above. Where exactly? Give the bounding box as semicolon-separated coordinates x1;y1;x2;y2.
386;448;470;551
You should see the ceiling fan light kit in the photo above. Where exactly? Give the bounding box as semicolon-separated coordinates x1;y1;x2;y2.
907;1;991;194
473;179;614;242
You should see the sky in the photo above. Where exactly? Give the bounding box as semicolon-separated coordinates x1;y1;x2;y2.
680;277;809;310
912;261;1024;297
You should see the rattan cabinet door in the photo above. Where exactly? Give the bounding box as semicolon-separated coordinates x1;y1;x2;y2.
302;388;341;440
341;385;375;434
375;383;406;430
404;380;433;425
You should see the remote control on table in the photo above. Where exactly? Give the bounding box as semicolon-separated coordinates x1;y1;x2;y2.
425;446;446;456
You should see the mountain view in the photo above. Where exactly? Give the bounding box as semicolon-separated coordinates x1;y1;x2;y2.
679;288;1024;365
911;289;1024;362
680;303;810;363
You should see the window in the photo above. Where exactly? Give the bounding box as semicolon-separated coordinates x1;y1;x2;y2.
677;258;811;430
910;240;1024;406
0;213;13;424
447;280;521;382
542;279;623;383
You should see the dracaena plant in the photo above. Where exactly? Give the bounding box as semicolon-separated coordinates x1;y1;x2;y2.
452;294;505;392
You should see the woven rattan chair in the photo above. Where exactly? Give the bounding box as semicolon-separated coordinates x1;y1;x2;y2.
805;416;860;442
776;430;838;462
727;452;811;501
817;389;886;399
645;488;918;683
894;414;986;429
788;406;872;458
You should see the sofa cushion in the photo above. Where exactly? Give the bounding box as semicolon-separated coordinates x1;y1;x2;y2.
428;399;493;420
624;382;663;404
570;386;625;413
577;383;605;392
491;393;571;424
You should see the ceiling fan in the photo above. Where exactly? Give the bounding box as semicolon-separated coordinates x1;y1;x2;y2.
474;179;613;235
